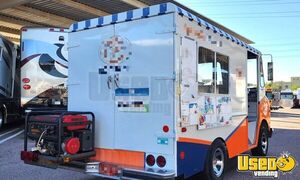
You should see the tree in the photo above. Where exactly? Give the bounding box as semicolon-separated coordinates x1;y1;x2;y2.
265;83;281;91
291;84;300;91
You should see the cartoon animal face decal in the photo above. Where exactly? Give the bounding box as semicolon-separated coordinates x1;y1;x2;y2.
276;155;296;172
100;36;132;65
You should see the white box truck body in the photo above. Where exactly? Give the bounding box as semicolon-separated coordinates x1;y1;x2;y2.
22;3;272;179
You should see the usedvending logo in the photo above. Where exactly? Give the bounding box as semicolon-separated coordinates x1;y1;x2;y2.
237;152;297;178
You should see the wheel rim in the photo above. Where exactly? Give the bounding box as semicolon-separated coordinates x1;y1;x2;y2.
212;147;224;177
261;132;268;154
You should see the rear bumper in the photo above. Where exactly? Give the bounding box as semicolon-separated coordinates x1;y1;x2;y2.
21;154;175;179
86;162;176;179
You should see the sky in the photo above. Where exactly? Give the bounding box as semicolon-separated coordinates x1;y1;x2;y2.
176;0;300;82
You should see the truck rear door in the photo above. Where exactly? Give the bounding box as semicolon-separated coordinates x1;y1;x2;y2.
68;14;176;170
113;15;175;157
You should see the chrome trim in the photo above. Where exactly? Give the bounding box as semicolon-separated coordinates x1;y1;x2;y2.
212;147;224;177
123;167;176;178
87;173;120;179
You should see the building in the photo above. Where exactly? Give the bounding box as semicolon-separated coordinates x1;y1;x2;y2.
291;76;300;87
273;76;300;90
273;81;292;90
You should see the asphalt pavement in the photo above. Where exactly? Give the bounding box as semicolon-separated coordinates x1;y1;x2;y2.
0;108;299;180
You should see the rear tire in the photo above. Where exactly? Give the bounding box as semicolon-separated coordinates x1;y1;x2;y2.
251;123;269;156
205;139;227;180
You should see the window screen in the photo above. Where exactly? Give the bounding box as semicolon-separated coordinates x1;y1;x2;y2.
216;53;229;94
198;47;215;93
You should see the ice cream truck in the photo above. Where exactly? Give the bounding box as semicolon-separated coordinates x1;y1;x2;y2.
21;3;272;179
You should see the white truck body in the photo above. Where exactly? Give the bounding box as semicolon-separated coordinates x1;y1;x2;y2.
21;3;271;179
21;28;68;111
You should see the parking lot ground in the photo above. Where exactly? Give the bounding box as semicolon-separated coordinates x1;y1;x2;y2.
0;108;299;179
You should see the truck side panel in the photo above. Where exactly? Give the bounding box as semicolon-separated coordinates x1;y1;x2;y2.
175;13;249;178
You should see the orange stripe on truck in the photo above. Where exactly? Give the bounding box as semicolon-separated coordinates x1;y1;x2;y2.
91;148;145;168
178;137;212;145
226;119;249;158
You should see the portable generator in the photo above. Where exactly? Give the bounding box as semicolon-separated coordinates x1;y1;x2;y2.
22;111;95;166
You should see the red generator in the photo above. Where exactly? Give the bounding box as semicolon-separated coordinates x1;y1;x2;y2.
21;111;95;166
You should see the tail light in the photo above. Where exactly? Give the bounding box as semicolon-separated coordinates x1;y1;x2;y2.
146;154;155;166
163;125;169;133
156;155;166;168
22;78;30;83
23;84;31;90
99;163;120;176
21;151;38;162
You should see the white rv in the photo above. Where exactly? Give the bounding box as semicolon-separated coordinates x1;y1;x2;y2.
21;27;68;112
0;35;20;128
22;3;272;179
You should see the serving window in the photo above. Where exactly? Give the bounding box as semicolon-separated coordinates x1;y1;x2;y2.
216;53;229;94
198;47;215;93
198;47;229;94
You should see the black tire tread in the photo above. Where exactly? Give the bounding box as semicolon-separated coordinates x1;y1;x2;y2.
204;139;228;180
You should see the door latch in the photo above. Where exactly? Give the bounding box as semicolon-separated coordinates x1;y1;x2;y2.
114;74;119;88
107;76;113;89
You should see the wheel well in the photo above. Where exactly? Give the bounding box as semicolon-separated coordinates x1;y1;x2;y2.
206;138;227;158
212;137;228;155
261;119;271;137
204;137;228;173
213;137;226;145
261;119;268;129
